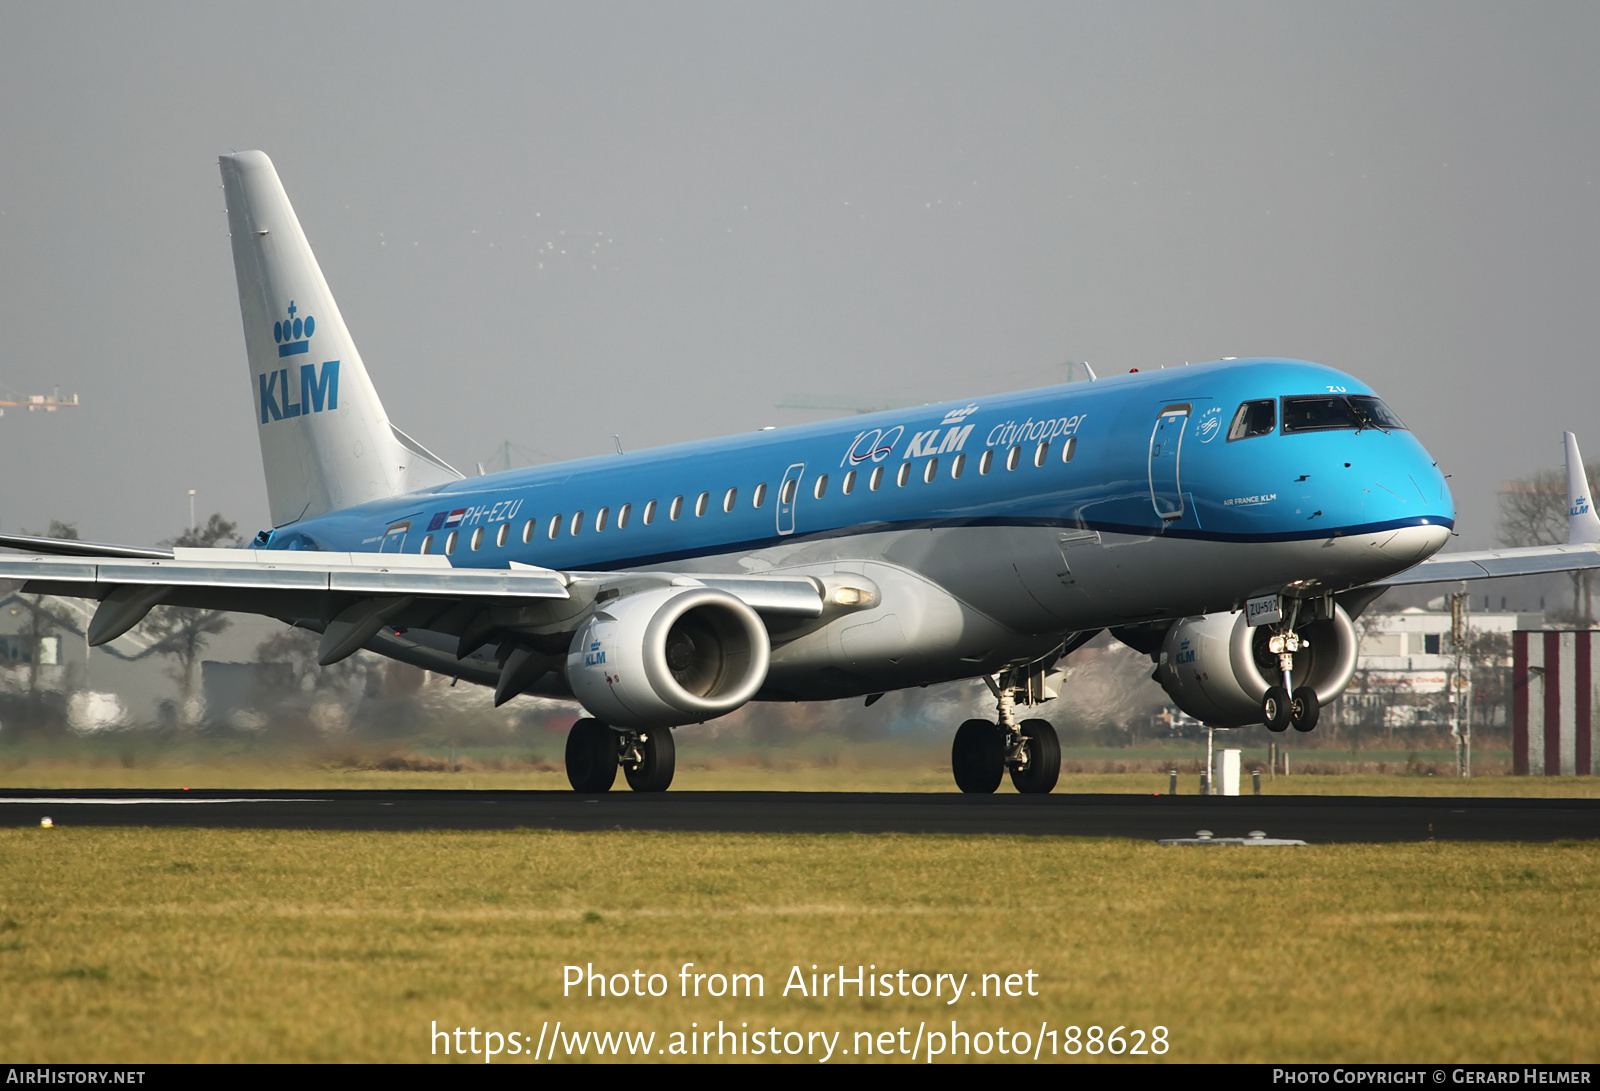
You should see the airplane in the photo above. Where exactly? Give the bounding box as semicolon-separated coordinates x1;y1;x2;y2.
3;150;1598;794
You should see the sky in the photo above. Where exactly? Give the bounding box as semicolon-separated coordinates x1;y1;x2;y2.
1;2;1597;550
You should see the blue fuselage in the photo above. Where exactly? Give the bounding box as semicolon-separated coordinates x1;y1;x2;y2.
266;359;1452;583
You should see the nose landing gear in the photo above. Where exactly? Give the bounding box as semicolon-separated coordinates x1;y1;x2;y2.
1261;613;1322;732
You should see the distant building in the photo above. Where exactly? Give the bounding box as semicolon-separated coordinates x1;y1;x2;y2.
0;588;287;729
1343;607;1543;732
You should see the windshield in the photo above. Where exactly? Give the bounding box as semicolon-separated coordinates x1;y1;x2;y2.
1281;394;1406;434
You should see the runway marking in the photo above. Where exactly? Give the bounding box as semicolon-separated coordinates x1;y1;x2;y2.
0;797;328;805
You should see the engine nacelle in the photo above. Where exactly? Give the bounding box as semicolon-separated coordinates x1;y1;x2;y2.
566;585;771;729
1152;604;1358;727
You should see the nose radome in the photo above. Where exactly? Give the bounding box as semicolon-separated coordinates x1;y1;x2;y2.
1375;523;1451;564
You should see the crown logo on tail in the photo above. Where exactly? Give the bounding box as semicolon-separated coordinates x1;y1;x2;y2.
273;300;315;357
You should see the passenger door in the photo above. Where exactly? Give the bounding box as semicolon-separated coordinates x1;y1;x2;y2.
1148;404;1191;521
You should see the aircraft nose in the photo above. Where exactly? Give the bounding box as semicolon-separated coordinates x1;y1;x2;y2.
1374;522;1451;564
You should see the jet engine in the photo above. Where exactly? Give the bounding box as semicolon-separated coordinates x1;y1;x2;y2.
1151;604;1358;727
566;585;771;728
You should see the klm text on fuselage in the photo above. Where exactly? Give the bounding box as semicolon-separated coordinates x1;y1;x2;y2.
259;360;340;423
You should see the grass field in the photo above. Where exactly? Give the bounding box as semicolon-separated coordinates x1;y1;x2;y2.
1;828;1596;1063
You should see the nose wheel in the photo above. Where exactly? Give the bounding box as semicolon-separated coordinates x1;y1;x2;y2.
1261;685;1321;732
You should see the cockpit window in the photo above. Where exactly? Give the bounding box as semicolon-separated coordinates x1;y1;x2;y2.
1281;394;1407;434
1227;399;1277;441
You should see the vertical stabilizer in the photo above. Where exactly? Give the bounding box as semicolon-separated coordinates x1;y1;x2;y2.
219;151;459;527
1564;431;1600;545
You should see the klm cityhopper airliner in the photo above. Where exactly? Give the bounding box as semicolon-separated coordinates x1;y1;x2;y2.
5;151;1600;793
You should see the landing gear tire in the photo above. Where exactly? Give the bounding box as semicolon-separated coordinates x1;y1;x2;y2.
565;717;618;793
1290;686;1321;733
1009;718;1061;795
1262;686;1291;733
952;719;1005;794
623;728;676;792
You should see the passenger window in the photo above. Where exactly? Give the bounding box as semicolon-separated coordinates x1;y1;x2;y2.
695;492;709;517
1006;445;1021;471
842;470;856;495
470;526;484;551
445;530;458;555
814;474;829;500
723;488;736;513
670;495;684;520
522;518;535;543
780;479;796;504
923;458;938;483
420;534;434;554
896;462;911;487
548;514;563;539
571;511;584;535
596;507;609;532
979;449;993;475
753;483;767;508
496;523;509;548
869;465;884;491
1228;399;1277;441
643;500;657;525
618;503;631;529
1034;441;1049;467
1061;437;1077;463
951;453;965;479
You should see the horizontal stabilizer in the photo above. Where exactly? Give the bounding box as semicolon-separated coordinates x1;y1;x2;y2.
0;532;172;560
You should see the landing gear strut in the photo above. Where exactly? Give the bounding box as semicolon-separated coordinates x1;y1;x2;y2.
951;664;1062;794
565;719;677;792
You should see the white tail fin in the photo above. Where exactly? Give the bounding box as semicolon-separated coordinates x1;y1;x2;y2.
1564;431;1600;545
219;151;460;527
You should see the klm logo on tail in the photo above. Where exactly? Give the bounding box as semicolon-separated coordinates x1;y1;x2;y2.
261;300;339;423
274;300;315;357
259;361;340;423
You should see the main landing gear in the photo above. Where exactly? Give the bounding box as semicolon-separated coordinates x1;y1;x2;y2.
952;667;1061;794
1261;611;1320;734
565;718;676;793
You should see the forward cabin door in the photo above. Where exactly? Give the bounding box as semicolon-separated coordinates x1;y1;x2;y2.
1148;404;1191;521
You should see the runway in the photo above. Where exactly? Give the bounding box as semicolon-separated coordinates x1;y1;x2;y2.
1;789;1597;841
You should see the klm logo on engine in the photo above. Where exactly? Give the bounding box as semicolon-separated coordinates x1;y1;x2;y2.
1175;638;1196;665
584;640;606;666
259;360;340;423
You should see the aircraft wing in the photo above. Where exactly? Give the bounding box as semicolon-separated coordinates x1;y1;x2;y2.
0;545;825;682
1376;541;1600;586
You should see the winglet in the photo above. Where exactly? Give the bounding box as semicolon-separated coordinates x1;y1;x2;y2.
1565;432;1600;545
